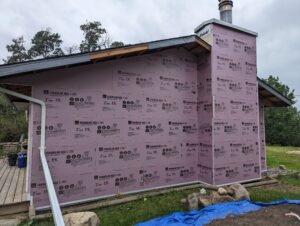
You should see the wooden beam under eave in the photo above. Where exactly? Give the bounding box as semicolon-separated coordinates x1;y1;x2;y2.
195;39;211;51
90;45;149;61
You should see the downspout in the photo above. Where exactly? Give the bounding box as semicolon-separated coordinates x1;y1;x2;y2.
0;87;65;226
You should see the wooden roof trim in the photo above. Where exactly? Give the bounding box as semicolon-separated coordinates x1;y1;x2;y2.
195;38;211;51
90;44;149;61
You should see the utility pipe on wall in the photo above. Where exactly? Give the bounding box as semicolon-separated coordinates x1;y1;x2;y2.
0;87;65;226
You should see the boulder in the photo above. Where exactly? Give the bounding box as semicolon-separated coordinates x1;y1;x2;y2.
217;187;227;195
224;186;235;196
64;212;100;226
229;183;250;201
199;188;207;195
187;193;199;211
279;165;287;170
297;173;300;180
198;195;212;207
211;192;235;204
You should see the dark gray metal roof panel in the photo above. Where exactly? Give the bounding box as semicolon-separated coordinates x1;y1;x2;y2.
0;35;206;79
194;18;258;37
257;78;293;106
0;54;90;78
148;35;197;49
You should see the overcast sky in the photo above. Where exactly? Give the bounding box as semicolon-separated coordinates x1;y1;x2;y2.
1;0;300;108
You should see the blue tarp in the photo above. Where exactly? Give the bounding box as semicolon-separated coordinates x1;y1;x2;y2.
135;199;300;226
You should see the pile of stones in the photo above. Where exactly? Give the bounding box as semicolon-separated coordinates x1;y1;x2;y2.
181;183;250;211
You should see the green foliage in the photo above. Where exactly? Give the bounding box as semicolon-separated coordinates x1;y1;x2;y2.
3;22;125;64
110;41;125;48
263;76;300;146
79;21;108;52
0;94;27;142
29;28;64;58
3;36;31;64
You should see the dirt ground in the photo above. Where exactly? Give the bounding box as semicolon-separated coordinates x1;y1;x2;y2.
206;204;300;226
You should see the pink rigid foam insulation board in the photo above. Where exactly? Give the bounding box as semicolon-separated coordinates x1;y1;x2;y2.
1;22;265;208
211;24;260;185
259;97;267;171
11;49;201;208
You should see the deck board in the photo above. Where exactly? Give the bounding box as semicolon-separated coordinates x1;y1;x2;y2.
5;167;20;204
0;161;28;205
0;165;10;191
14;168;25;203
0;166;16;204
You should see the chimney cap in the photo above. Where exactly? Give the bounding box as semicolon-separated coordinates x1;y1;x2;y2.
218;0;233;9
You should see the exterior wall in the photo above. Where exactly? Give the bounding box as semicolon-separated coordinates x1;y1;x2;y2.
0;23;267;207
211;24;260;185
3;49;204;208
197;52;213;184
259;97;267;171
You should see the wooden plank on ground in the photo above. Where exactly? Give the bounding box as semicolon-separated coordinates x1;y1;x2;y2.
4;167;20;204
0;165;9;191
0;201;30;216
14;168;25;203
0;167;15;204
22;168;28;201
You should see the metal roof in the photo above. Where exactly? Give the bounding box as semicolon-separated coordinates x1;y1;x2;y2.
257;77;294;107
0;35;210;79
0;32;292;107
194;18;258;37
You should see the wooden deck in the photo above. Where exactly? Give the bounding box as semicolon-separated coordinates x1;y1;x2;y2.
0;158;30;216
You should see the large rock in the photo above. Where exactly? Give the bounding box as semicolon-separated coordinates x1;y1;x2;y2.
279;165;287;170
187;193;199;211
229;183;250;201
211;192;235;204
217;187;227;195
64;212;100;226
297;173;300;180
198;195;212;207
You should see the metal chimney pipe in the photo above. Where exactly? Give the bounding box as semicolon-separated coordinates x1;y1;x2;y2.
218;0;233;24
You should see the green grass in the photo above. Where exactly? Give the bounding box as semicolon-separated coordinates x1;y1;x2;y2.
19;188;199;226
266;145;300;170
249;188;300;202
18;146;300;226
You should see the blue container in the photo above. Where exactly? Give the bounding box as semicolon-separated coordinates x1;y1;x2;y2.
17;152;27;168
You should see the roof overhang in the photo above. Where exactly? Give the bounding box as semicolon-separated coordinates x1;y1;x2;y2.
0;35;210;80
258;78;293;107
0;34;292;109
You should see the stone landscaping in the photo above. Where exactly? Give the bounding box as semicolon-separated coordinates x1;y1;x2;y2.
181;183;250;211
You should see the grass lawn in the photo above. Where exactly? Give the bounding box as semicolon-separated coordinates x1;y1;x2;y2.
266;145;300;170
18;146;300;226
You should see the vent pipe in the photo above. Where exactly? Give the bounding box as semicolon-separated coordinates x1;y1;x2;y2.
218;0;233;24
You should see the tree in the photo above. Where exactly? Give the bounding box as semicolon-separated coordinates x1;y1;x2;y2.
29;28;64;58
0;94;27;142
79;21;108;52
110;41;125;48
3;36;31;64
263;76;300;146
65;44;79;55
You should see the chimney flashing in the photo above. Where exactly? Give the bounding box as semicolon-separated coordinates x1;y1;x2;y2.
194;18;258;37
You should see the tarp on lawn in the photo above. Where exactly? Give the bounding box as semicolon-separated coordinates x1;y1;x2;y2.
135;199;300;226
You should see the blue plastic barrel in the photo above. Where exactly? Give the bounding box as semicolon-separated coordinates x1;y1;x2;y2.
17;152;27;168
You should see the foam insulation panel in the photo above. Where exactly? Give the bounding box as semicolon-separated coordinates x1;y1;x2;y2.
1;23;264;208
